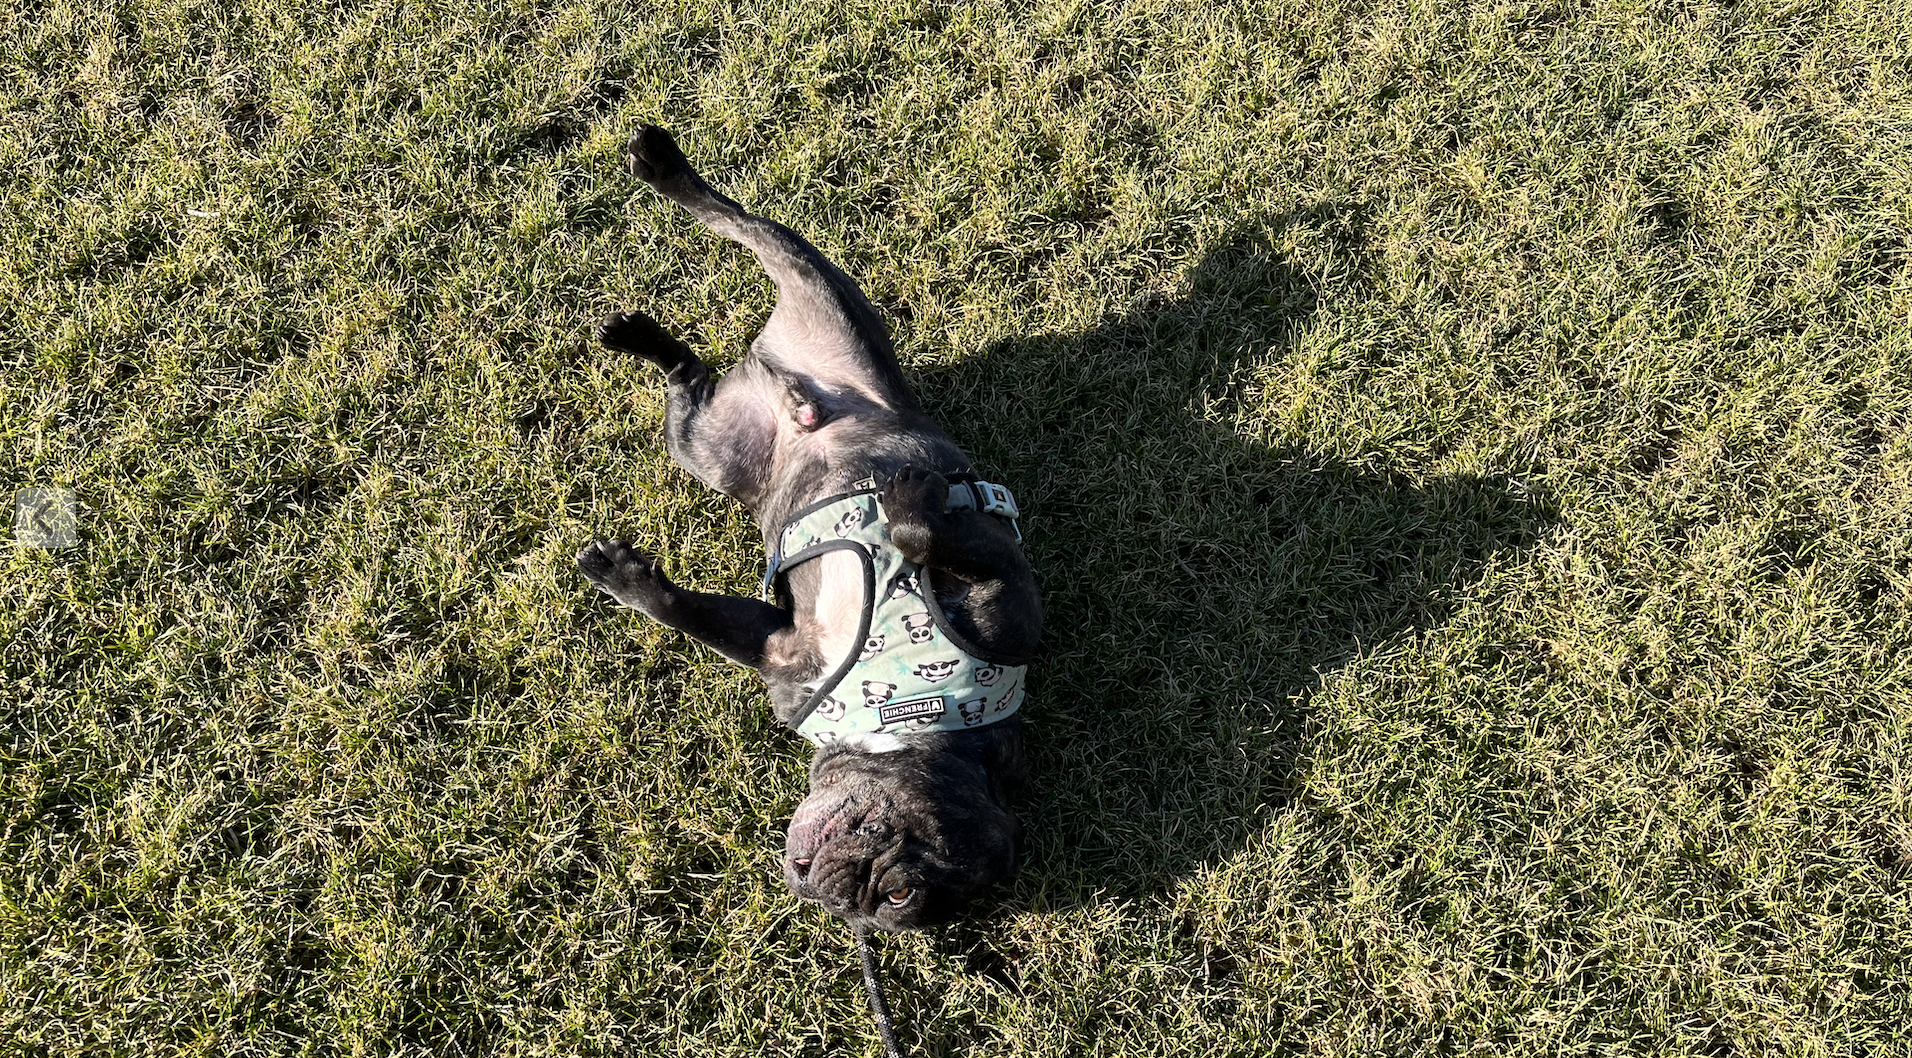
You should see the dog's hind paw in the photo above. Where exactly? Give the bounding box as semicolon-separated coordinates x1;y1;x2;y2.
577;539;673;610
597;310;692;372
626;124;694;187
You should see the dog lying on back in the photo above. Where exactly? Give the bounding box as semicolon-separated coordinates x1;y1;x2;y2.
577;126;1041;932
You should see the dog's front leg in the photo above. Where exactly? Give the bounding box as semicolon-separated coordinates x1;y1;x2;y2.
577;539;792;668
880;467;1026;582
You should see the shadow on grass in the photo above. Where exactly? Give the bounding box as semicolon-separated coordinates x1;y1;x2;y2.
910;218;1556;930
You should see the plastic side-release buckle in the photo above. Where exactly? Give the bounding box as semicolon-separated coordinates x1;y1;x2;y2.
975;481;1018;519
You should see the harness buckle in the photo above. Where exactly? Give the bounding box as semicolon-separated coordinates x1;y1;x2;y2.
975;481;1019;519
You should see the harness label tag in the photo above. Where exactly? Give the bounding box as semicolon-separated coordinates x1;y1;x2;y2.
878;695;947;726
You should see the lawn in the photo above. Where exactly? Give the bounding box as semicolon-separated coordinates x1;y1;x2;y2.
2;0;1909;1054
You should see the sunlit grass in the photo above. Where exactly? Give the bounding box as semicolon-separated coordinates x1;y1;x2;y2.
2;0;1909;1054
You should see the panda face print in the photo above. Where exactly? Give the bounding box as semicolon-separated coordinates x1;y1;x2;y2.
974;664;1002;687
913;659;960;683
902;612;934;644
815;696;847;722
888;574;919;600
862;681;897;708
993;681;1023;713
834;507;866;537
957;698;986;726
859;634;886;661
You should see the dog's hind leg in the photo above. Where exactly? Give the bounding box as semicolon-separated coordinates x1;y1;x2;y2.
624;125;916;412
597;308;778;504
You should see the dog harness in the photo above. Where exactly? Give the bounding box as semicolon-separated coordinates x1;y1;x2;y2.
764;477;1029;746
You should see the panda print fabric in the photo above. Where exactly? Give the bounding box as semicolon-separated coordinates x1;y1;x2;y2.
764;489;1029;745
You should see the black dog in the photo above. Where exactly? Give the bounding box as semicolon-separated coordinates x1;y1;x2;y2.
578;127;1041;933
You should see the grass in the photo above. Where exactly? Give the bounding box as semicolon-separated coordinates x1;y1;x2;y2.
3;0;1910;1053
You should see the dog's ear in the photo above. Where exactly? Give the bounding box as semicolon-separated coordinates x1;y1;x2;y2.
928;760;1021;884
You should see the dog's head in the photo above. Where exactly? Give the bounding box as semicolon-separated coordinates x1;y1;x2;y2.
783;722;1025;932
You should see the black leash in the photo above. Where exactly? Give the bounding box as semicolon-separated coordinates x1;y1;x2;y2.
854;926;907;1058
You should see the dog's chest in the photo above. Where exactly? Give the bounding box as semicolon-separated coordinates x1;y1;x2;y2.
767;491;1026;744
808;549;864;670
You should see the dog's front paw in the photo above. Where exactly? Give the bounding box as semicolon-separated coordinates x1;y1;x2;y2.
881;465;949;518
577;539;673;610
597;309;690;372
626;124;694;187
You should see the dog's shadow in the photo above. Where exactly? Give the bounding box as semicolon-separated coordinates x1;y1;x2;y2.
910;218;1556;924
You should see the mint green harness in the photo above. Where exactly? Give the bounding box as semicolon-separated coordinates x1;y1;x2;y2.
766;480;1028;746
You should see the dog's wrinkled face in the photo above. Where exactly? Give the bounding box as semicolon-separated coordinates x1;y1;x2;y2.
784;744;1019;932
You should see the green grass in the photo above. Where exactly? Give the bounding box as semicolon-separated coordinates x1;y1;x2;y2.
3;0;1910;1053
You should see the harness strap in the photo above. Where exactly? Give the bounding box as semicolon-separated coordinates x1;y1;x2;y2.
762;478;1023;599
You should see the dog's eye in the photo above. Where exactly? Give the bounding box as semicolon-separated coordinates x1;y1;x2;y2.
886;888;913;905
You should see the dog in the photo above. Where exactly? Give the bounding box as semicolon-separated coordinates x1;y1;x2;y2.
577;126;1041;933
